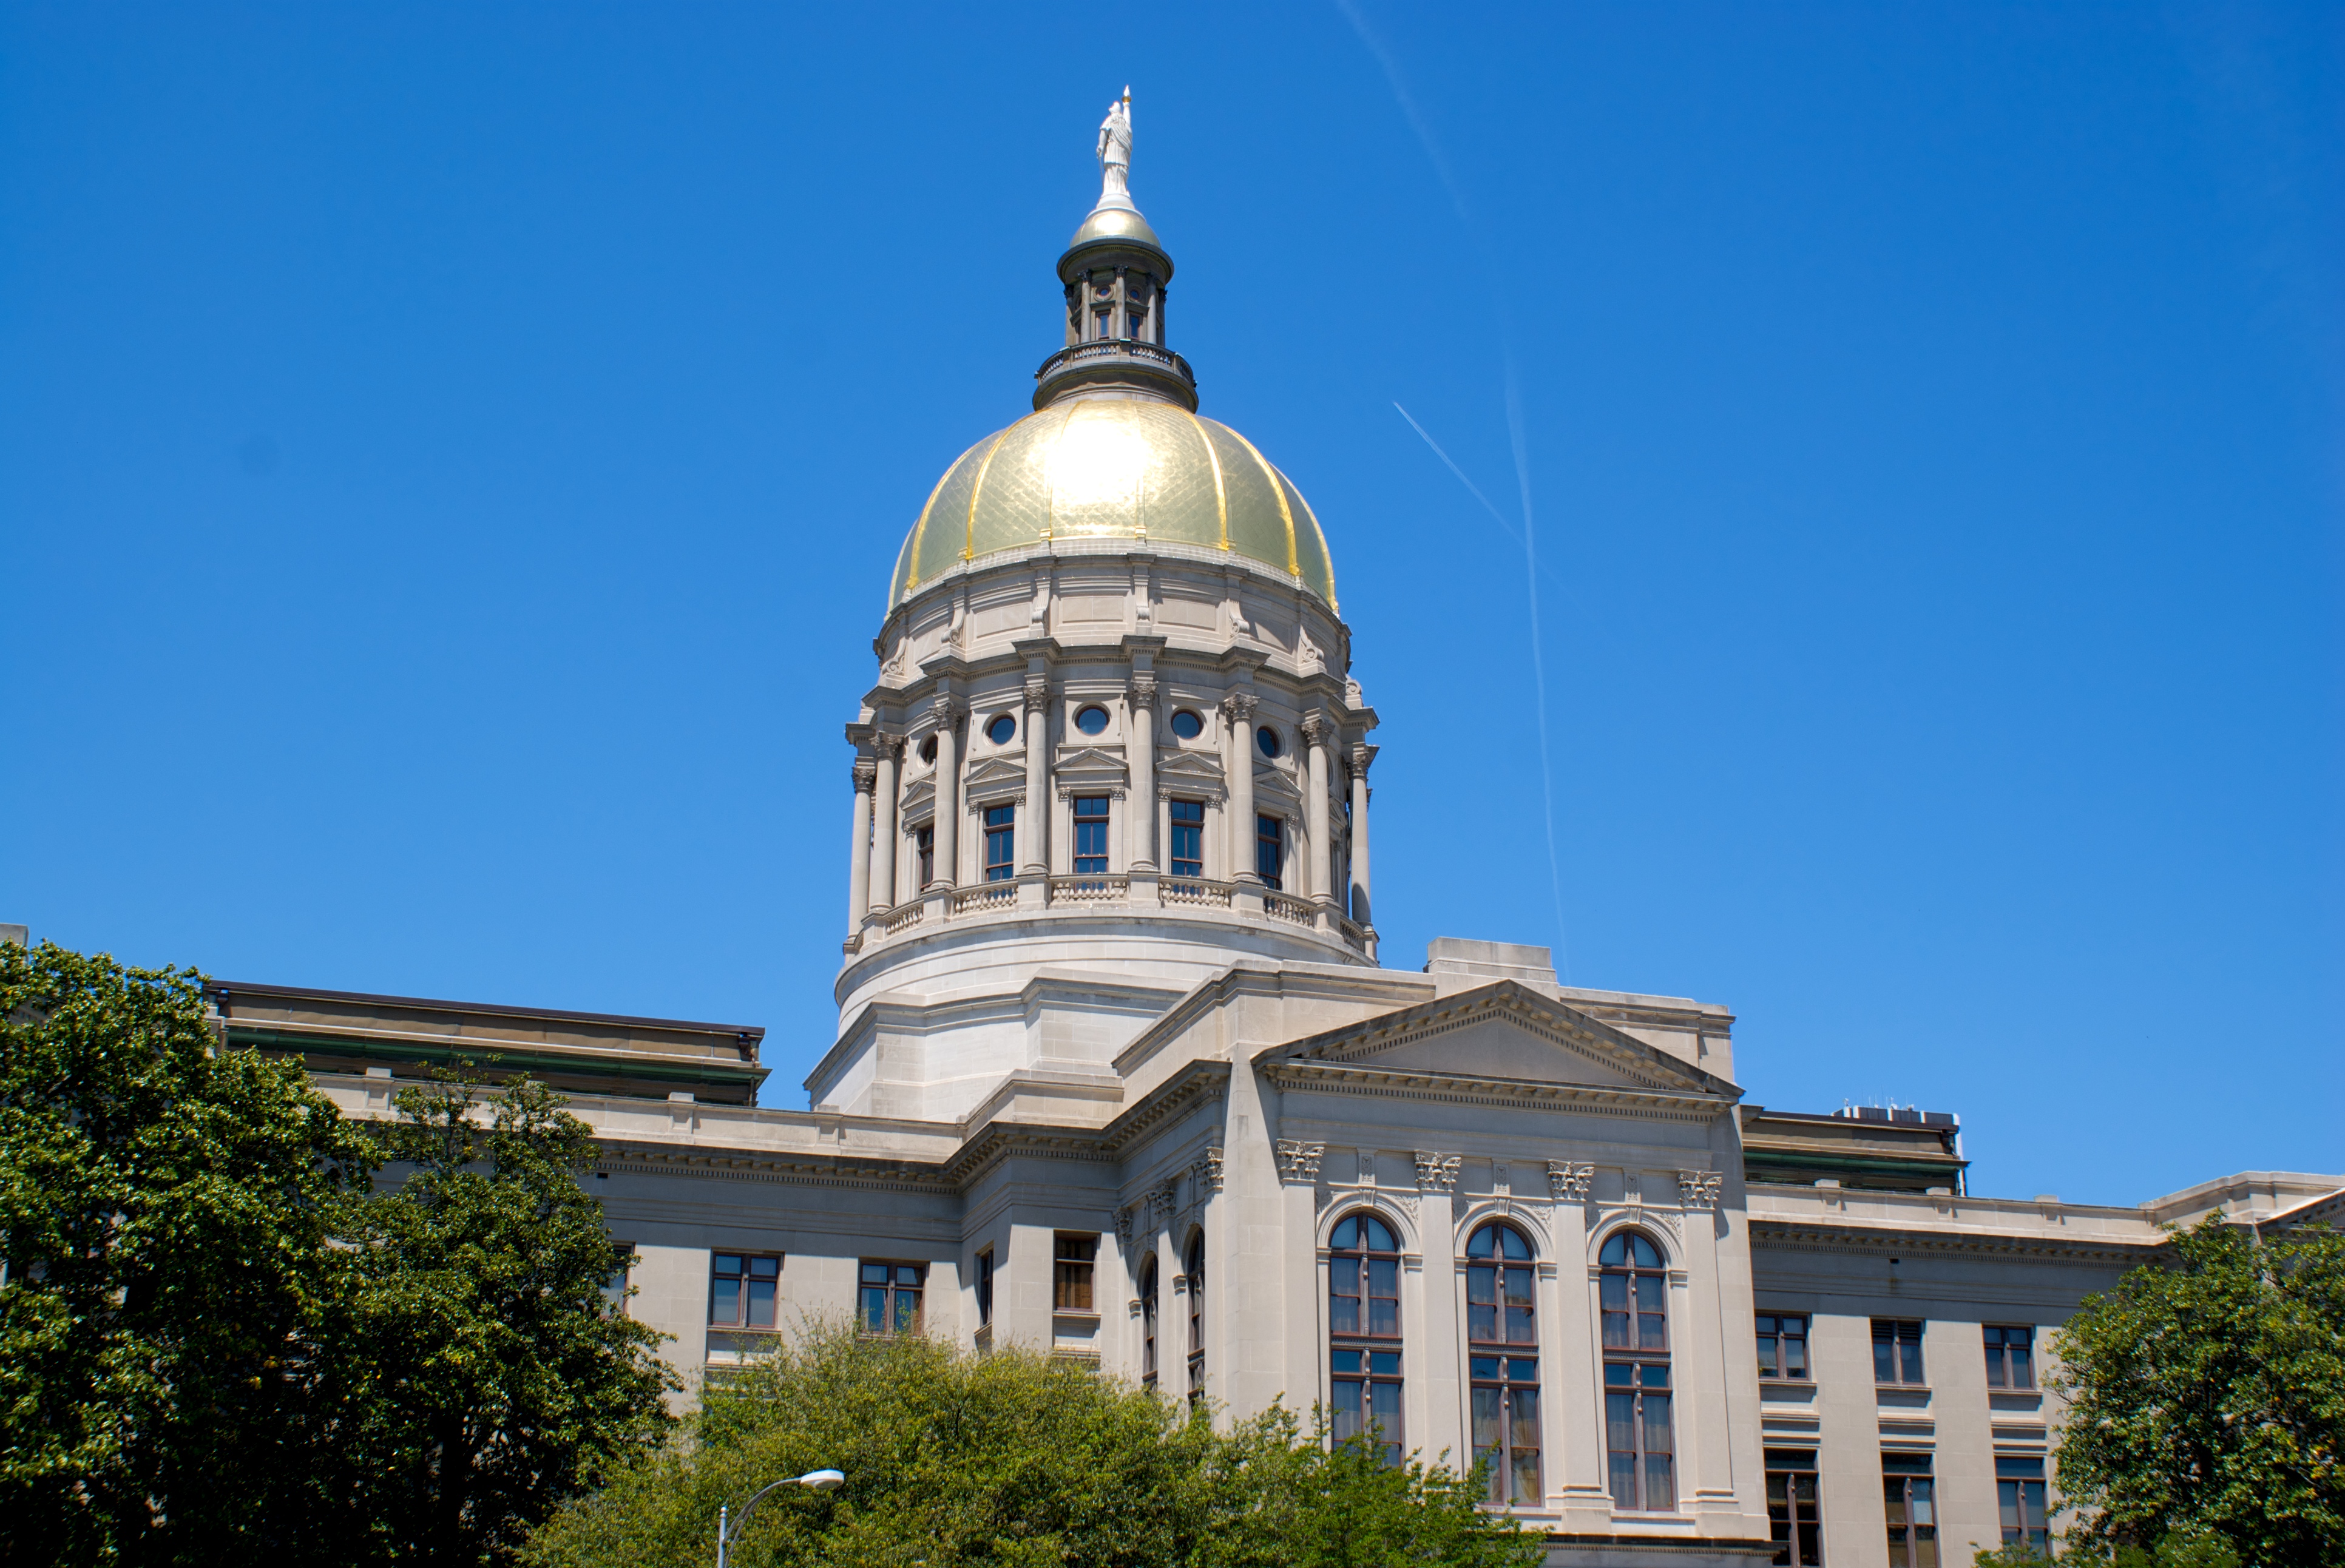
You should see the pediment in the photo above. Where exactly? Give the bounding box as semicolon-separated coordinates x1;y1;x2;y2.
1157;750;1227;797
1262;981;1733;1100
901;776;936;819
963;754;1028;796
1054;746;1129;796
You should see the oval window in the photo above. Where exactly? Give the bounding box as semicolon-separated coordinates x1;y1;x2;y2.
919;735;939;765
1170;709;1203;741
1075;706;1111;737
1255;725;1282;759
985;713;1017;746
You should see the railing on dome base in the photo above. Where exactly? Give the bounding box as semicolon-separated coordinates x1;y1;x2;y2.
854;874;1370;961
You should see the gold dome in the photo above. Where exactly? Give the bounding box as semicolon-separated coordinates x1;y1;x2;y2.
891;399;1337;611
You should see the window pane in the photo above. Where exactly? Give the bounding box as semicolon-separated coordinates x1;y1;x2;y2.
895;1289;919;1334
1332;1379;1361;1441
1368;1350;1401;1376
1875;1333;1897;1383
711;1277;740;1326
2011;1339;2032;1388
1642;1391;1673;1456
1510;1385;1540;1450
1609;1451;1639;1511
1640;1311;1668;1351
1507;1357;1537;1381
1758;1336;1779;1377
748;1277;776;1330
1784;1334;1807;1378
1330;1348;1361;1374
861;1286;887;1330
1511;1447;1541;1507
1368;1377;1401;1433
1643;1452;1675;1512
1903;1337;1924;1384
1471;1386;1501;1448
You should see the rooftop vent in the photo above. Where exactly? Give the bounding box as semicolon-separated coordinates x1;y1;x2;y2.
1836;1103;1958;1128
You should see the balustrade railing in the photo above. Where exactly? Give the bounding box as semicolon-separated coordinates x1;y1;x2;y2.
1263;891;1316;925
1161;877;1234;908
883;902;924;934
952;884;1017;914
1048;874;1128;906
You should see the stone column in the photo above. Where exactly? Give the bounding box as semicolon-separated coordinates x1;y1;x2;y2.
1126;672;1158;872
1021;678;1050;874
929;695;964;891
868;737;899;922
1302;711;1333;928
1222;691;1258;886
847;758;875;940
1348;743;1374;927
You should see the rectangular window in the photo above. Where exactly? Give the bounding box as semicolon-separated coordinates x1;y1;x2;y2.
1470;1354;1542;1505
1873;1319;1926;1385
1997;1457;2049;1549
1757;1313;1810;1381
1984;1324;2034;1389
1330;1347;1404;1466
1185;1236;1205;1407
983;803;1015;882
1168;798;1205;877
1765;1448;1823;1567
709;1253;779;1330
915;823;935;887
1256;814;1284;890
1883;1454;1938;1568
604;1244;637;1316
1604;1361;1674;1512
1072;796;1111;875
859;1260;924;1335
975;1248;994;1328
1053;1233;1097;1311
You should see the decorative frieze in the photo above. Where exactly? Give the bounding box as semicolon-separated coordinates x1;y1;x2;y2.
1679;1171;1723;1210
1548;1161;1595;1201
1412;1151;1460;1192
1274;1139;1324;1184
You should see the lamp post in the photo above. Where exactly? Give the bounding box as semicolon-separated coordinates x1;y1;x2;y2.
714;1468;844;1568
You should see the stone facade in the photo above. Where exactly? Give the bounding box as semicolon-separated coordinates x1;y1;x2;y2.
212;121;2341;1568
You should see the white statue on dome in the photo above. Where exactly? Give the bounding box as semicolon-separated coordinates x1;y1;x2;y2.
1095;87;1134;211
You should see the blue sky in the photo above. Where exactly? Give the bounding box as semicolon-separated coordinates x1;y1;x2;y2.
3;4;2337;1206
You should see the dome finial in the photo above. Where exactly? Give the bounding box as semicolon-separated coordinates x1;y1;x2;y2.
1093;87;1135;214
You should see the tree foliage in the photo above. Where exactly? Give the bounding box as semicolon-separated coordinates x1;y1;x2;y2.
526;1321;1543;1568
0;940;376;1563
0;940;674;1567
2049;1215;2345;1567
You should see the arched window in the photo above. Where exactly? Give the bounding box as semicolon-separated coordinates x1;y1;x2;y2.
1328;1212;1403;1464
1185;1229;1206;1407
1466;1222;1540;1505
1139;1254;1159;1390
1600;1231;1674;1511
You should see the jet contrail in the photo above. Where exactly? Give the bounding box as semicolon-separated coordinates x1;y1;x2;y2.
1342;0;1572;978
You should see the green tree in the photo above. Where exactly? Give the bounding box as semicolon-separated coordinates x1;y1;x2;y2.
526;1321;1541;1568
0;940;378;1565
333;1070;680;1567
2049;1214;2344;1566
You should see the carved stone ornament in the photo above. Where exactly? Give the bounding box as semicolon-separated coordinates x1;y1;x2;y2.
852;759;878;793
1299;711;1327;746
1151;1180;1179;1225
1273;1140;1324;1184
876;732;905;761
1548;1161;1595;1201
1348;743;1374;782
1126;674;1159;712
932;693;967;725
1219;691;1258;724
1412;1151;1460;1193
1024;676;1050;711
1113;1205;1135;1251
1191;1146;1225;1193
1677;1171;1723;1210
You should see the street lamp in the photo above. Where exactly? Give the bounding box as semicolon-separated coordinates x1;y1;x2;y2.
714;1468;844;1568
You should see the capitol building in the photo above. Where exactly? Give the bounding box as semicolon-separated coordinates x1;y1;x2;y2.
209;102;2343;1568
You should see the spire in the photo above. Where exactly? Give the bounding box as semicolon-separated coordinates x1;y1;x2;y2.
1034;89;1197;412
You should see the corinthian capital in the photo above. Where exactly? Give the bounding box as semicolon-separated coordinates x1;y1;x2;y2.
1299;710;1328;746
1126;674;1159;712
1023;675;1050;712
1348;742;1376;780
852;759;878;793
1219;691;1257;725
932;692;967;725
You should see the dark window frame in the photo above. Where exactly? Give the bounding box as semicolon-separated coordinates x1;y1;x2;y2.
1765;1448;1824;1567
1328;1211;1404;1465
858;1259;925;1336
1168;797;1205;878
1054;1232;1098;1312
1256;814;1284;890
1873;1319;1926;1386
710;1252;781;1331
975;1247;995;1327
1984;1324;2035;1389
1072;795;1111;876
1185;1229;1206;1407
1601;1230;1674;1512
1883;1456;1938;1567
914;822;935;887
983;803;1015;882
1465;1221;1540;1505
1139;1254;1160;1387
1996;1456;2048;1549
1757;1312;1811;1382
